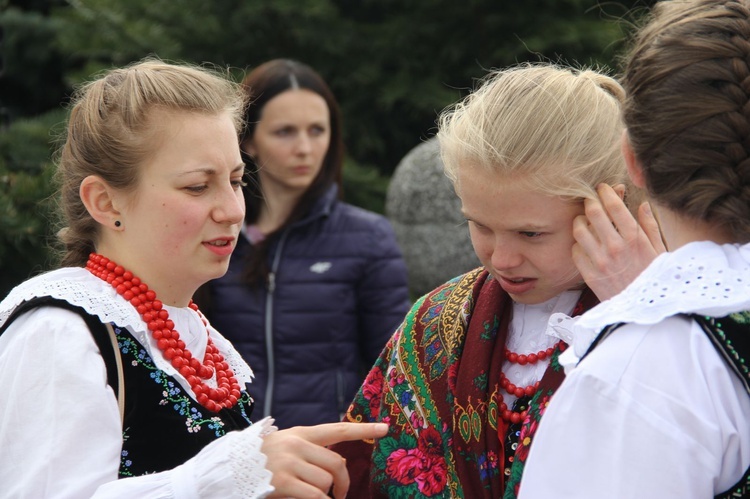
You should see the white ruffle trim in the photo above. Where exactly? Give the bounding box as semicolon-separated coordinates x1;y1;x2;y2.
0;267;143;329
0;267;254;389
226;417;276;498
173;417;277;498
547;241;750;372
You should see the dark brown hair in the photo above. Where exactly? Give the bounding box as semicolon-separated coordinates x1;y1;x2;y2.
240;59;344;284
622;0;750;241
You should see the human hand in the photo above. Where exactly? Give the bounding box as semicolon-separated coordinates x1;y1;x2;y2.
572;183;666;301
263;422;388;499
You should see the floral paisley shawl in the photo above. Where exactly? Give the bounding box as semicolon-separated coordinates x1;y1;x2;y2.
331;268;598;498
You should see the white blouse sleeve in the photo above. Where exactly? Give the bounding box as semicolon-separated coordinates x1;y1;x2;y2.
518;316;750;498
0;307;274;498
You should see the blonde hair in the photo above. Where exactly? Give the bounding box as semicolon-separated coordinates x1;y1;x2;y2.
438;64;632;204
55;58;247;267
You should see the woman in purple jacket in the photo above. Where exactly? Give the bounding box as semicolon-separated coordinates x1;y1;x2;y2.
195;59;411;429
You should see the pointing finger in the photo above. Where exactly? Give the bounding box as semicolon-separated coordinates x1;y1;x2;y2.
293;422;389;448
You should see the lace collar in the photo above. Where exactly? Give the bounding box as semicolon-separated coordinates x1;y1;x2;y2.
0;267;254;386
548;241;750;370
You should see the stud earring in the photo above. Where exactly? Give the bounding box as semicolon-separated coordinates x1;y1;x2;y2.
114;220;121;227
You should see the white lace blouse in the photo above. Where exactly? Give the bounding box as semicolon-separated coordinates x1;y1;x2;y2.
520;241;750;498
0;267;275;498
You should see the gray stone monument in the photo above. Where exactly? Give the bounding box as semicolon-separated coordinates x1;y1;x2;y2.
386;137;480;299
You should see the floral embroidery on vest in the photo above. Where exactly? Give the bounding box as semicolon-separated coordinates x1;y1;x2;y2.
119;330;235;436
114;326;254;477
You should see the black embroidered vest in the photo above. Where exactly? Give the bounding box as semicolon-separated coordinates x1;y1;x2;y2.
0;297;255;478
114;322;255;476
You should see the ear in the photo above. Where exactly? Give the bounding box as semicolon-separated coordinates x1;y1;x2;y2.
621;129;646;189
79;175;123;229
612;183;626;201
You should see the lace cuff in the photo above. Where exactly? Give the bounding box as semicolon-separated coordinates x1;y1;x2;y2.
175;417;277;498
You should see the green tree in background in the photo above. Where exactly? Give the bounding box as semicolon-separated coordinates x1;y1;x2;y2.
51;0;648;169
0;0;654;297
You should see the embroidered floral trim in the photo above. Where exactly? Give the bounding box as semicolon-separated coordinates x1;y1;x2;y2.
119;449;134;478
115;327;253;476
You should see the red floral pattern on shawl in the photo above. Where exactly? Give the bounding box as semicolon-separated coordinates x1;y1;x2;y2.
331;268;598;498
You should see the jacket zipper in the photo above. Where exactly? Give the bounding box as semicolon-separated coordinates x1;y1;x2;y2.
260;190;333;418
263;230;289;418
337;369;345;417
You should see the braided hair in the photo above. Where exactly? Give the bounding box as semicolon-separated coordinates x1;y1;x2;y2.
622;0;750;242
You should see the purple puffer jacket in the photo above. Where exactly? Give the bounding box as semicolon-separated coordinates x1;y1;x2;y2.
202;185;411;429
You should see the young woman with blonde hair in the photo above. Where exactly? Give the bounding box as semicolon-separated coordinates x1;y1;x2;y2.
331;63;661;498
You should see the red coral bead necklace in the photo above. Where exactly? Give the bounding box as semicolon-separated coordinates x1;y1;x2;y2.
86;252;241;412
504;342;561;365
497;340;566;424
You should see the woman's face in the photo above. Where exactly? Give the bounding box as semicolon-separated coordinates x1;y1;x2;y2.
244;89;331;198
456;163;585;304
107;110;245;305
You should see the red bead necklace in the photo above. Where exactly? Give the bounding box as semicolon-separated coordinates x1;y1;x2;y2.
497;340;566;424
86;253;241;412
504;341;562;365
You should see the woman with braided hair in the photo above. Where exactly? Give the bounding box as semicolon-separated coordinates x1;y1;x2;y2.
520;1;750;497
0;58;387;498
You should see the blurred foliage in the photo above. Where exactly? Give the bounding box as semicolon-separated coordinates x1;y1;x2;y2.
0;109;65;296
342;157;391;215
0;2;69;120
0;0;656;296
48;0;653;170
